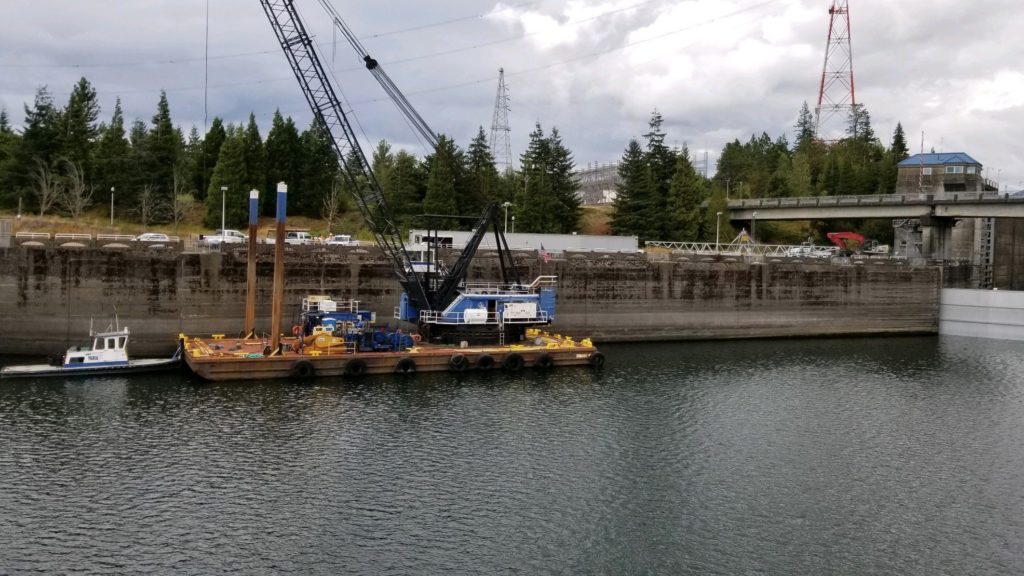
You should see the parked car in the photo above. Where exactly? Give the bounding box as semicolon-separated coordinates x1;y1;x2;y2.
200;229;247;247
263;228;312;245
134;232;170;242
285;230;313;245
326;234;359;247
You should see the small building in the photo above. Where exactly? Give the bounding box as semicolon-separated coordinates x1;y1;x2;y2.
896;152;997;195
408;229;638;254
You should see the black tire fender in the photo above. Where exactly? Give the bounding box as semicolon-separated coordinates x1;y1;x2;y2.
395;357;417;374
502;353;524;372
589;351;606;368
535;353;554;370
344;358;368;377
449;353;469;372
291;360;315;379
476;354;495;371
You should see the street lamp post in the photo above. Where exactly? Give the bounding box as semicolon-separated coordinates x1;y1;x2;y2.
511;215;516;234
110;187;115;227
751;211;758;245
220;186;228;234
715;211;722;252
502;201;512;234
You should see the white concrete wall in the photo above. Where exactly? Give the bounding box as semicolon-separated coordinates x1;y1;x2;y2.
940;288;1024;341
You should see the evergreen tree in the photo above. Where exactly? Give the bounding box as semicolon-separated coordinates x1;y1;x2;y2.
422;134;463;224
611;139;647;238
297;119;338;217
390;150;424;228
10;87;63;211
465;126;500;212
263;111;302;215
794;101;815;150
93;98;130;207
199;117;227;200
0;108;20;206
846;103;875;143
146;90;179;206
181;126;203;197
642;110;676;239
546;127;581;234
890;122;909;162
515;124;555;233
204;126;249;228
58;77;100;177
665;147;703;241
241;113;264;206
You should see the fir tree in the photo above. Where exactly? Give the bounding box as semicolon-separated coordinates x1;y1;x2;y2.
890;122;909;162
297;119;338;217
58;77;101;175
199;117;227;200
93;98;130;205
422;134;463;224
146;90;179;205
546;127;580;234
794;101;815;150
665;147;703;241
515;124;555;233
390;150;424;228
264;111;302;215
465;126;500;212
204;126;249;228
11;87;63;210
611;139;647;238
642;110;676;240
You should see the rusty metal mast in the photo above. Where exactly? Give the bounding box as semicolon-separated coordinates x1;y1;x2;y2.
814;0;856;138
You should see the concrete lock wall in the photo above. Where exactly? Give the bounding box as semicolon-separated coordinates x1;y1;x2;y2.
0;246;941;356
940;288;1024;341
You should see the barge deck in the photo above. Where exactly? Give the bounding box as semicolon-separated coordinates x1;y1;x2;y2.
182;329;603;381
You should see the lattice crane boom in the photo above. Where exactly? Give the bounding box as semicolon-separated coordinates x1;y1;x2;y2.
258;0;429;310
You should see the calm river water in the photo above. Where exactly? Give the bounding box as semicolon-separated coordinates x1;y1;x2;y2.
2;336;1024;575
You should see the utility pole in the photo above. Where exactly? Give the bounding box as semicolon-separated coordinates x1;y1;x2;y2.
110;187;115;227
716;211;722;252
220;185;228;234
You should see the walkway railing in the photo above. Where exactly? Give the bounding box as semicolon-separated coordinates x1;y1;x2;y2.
645;241;838;258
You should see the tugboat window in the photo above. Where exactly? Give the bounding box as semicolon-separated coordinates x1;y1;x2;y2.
118;337;126;348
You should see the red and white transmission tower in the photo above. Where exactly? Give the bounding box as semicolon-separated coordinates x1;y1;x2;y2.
814;0;855;138
490;68;513;173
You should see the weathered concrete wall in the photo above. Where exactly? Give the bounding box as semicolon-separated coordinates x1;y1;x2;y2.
993;218;1024;290
940;288;1024;341
0;246;941;356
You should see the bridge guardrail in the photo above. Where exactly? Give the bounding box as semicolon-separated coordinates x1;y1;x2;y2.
727;191;1014;211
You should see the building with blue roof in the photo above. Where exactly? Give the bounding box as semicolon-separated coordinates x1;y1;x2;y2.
896;152;996;195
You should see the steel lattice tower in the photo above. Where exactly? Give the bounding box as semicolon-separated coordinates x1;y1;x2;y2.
814;0;855;138
490;68;513;172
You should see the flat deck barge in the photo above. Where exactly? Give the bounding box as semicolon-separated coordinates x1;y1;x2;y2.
182;329;603;381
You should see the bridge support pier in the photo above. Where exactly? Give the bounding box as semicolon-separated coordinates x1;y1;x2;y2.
919;215;958;261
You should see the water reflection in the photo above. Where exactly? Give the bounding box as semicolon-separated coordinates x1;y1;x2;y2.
2;336;1024;575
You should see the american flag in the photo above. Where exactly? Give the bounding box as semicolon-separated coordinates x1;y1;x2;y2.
540;244;551;264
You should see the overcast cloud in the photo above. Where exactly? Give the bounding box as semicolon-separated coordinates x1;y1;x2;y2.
2;0;1022;189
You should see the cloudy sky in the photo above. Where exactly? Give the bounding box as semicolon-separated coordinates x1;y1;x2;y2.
2;0;1022;189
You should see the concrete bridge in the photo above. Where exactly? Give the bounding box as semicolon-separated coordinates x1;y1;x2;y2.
727;192;1024;221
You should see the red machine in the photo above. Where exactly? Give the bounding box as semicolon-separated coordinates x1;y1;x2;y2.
826;232;865;252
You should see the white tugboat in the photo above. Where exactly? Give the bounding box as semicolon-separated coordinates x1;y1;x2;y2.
1;325;181;379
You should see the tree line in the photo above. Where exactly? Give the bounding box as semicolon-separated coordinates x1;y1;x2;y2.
612;103;910;244
0;77;910;242
0;77;582;234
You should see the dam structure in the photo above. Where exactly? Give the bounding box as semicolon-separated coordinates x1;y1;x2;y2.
0;243;940;356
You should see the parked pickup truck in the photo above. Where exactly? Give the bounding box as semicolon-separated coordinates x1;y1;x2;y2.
199;229;247;247
264;229;313;245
